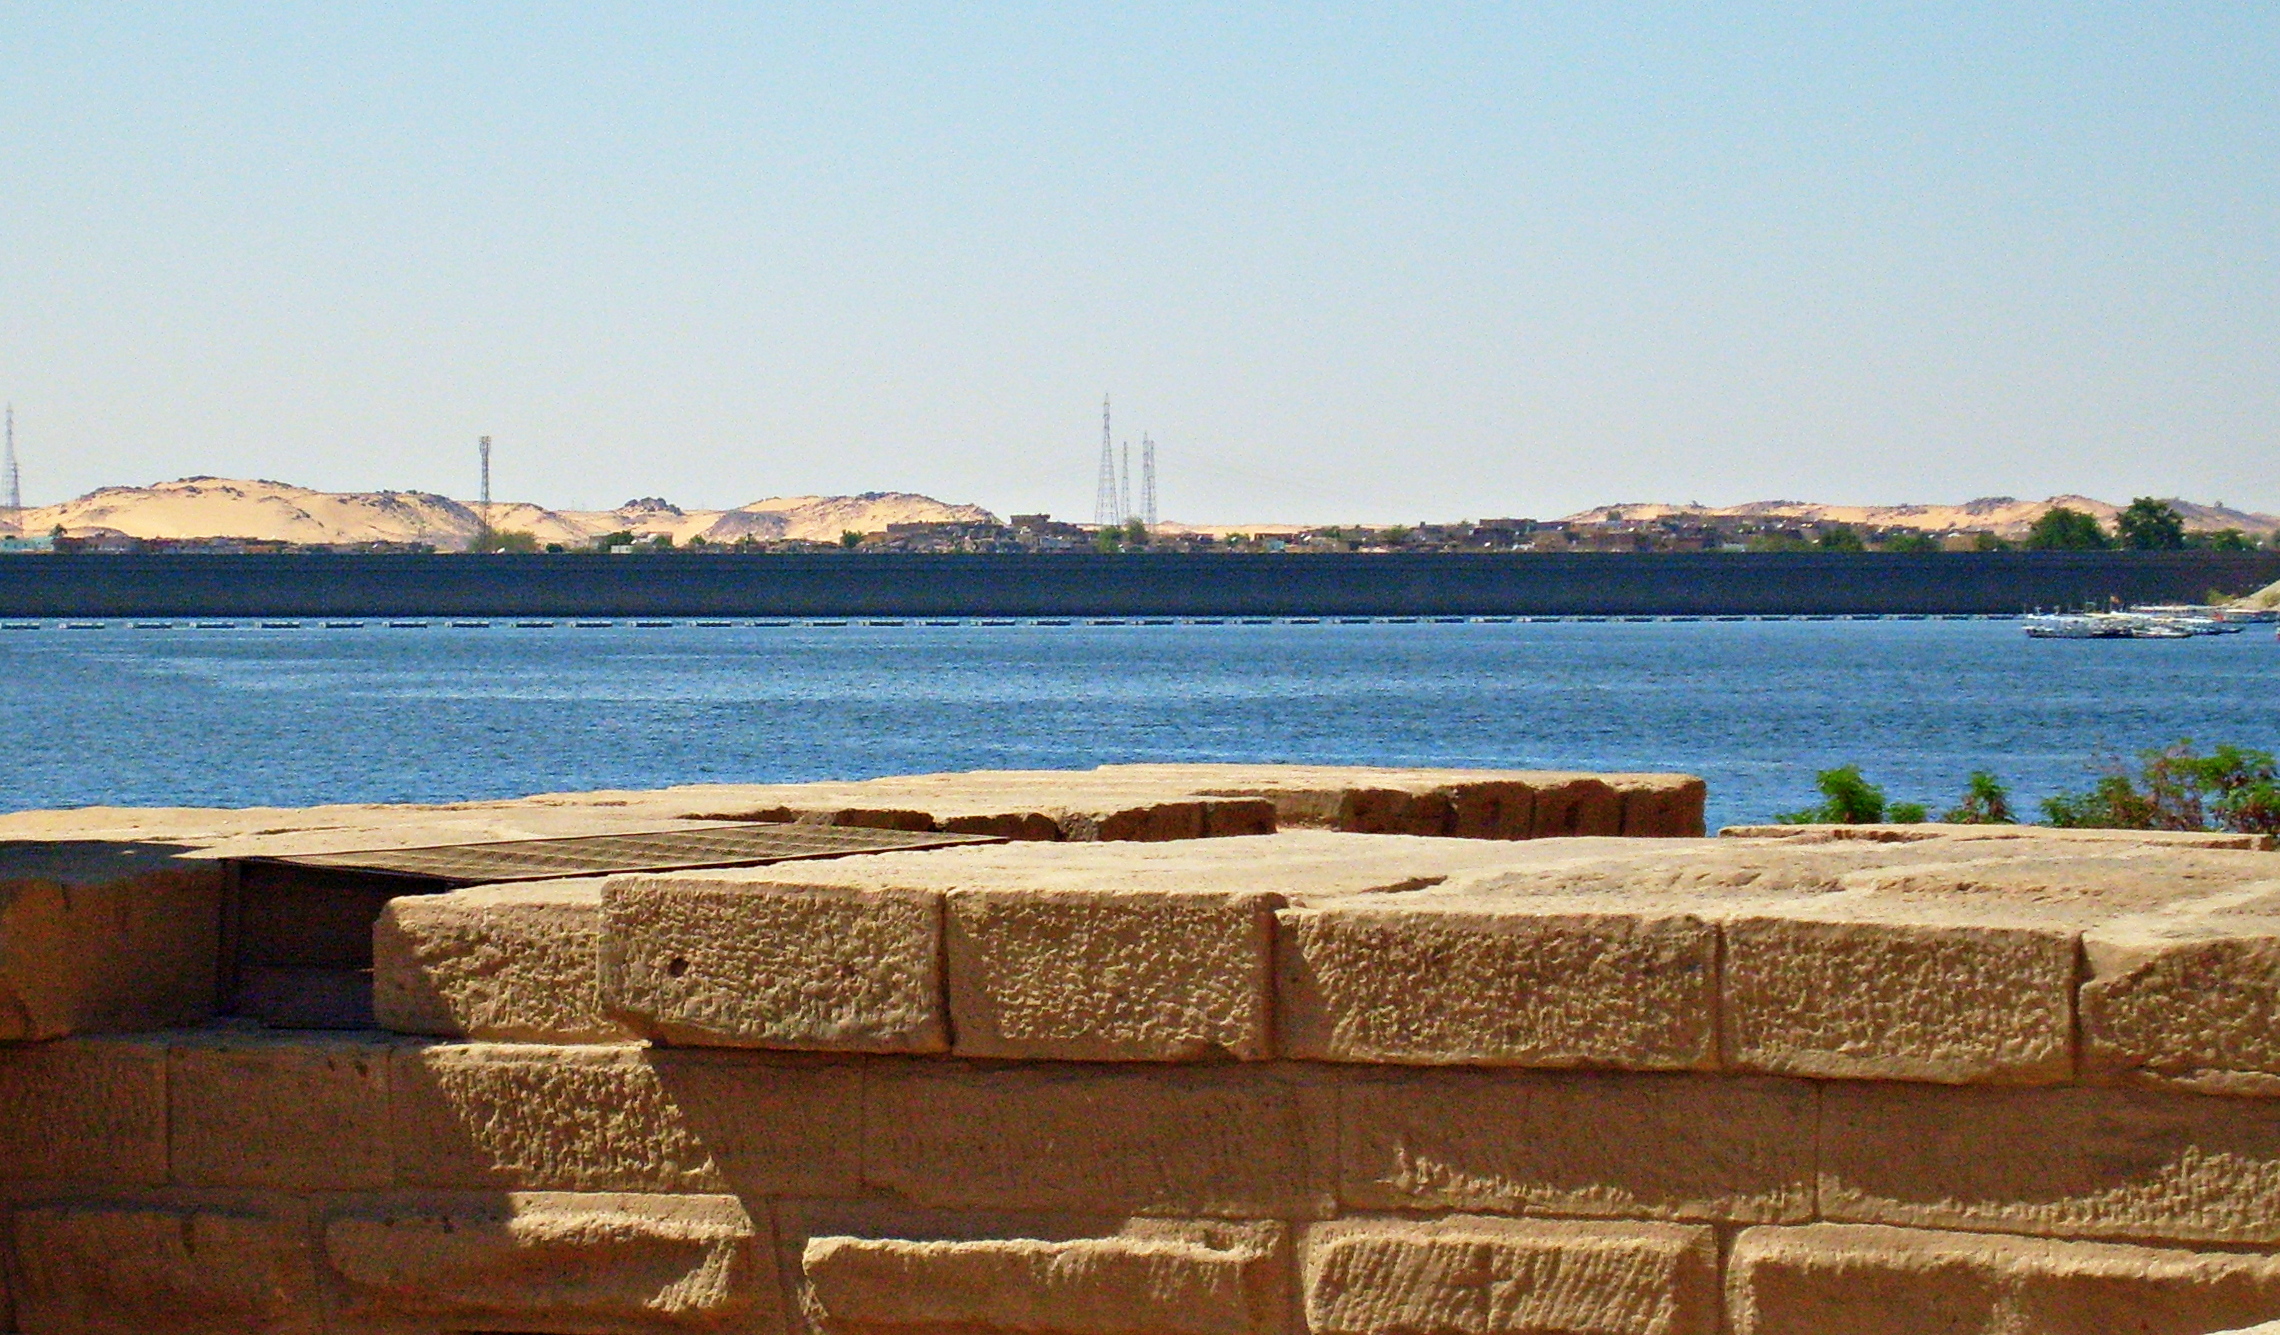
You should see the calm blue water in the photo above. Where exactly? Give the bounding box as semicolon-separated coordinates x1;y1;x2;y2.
2;617;2272;828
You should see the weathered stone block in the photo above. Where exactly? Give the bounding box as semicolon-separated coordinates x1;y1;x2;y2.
1302;1216;1717;1335
2082;922;2280;1087
1727;1222;2280;1335
325;1190;770;1331
9;1197;319;1335
865;1059;1336;1218
0;1037;167;1185
1821;1080;2280;1244
1277;902;1716;1069
391;1041;860;1196
169;1030;391;1190
0;842;221;1041
803;1224;1284;1335
600;875;945;1052
1720;909;2077;1084
1528;778;1624;838
1619;777;1708;839
1340;1068;1814;1223
947;888;1278;1061
374;879;633;1043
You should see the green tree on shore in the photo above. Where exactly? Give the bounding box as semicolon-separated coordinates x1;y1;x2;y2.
2116;498;2187;550
2025;506;2110;550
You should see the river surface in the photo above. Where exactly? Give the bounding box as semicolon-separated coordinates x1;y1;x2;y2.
2;616;2271;828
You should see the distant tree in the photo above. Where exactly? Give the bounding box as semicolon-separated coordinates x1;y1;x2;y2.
2025;506;2110;550
593;530;636;552
1815;525;1866;552
1972;532;2015;552
544;543;566;553
1881;531;1941;553
1378;525;1412;546
1123;518;1148;546
489;529;540;553
2192;528;2252;551
839;530;864;549
2116;498;2187;550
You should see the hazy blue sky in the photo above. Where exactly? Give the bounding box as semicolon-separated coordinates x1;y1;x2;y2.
2;5;2273;522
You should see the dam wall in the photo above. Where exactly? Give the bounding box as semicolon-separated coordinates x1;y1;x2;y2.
7;764;2280;1333
1;549;2276;617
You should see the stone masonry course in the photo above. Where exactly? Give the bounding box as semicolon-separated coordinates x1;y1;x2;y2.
6;764;2280;1333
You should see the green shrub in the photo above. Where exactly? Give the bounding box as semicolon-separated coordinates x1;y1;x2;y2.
2041;741;2280;835
1777;764;1887;824
1942;770;2016;824
1815;526;1867;552
1886;801;1929;823
2116;497;2187;551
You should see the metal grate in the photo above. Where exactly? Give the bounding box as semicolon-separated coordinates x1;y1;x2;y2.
252;822;999;885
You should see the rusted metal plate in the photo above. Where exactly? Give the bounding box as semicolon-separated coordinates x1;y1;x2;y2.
245;822;998;886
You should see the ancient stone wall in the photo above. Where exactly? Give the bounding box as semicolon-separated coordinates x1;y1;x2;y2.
6;767;2280;1333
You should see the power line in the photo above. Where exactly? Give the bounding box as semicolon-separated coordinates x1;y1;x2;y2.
1120;440;1132;524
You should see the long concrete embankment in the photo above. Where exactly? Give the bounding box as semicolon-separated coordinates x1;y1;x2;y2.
1;550;2276;617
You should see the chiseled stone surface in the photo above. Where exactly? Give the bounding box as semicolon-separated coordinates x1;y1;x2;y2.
391;1041;862;1197
865;1058;1336;1218
1302;1215;1718;1335
10;1197;319;1335
947;887;1279;1062
1340;1068;1816;1224
325;1190;769;1329
600;875;946;1052
803;1225;1284;1335
0;1036;168;1185
0;841;221;1041
1727;1222;2280;1335
2082;920;2280;1088
1277;898;1717;1069
1720;907;2078;1084
375;879;634;1043
1821;1080;2280;1245
168;1029;392;1191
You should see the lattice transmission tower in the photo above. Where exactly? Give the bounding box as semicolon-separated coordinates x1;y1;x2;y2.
1092;397;1119;529
1140;435;1157;529
1120;441;1132;524
478;435;493;547
3;405;19;523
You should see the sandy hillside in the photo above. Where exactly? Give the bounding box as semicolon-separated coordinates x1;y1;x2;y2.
2;478;999;549
1567;495;2280;539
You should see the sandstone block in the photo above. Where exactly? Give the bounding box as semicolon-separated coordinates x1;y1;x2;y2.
865;1059;1335;1218
169;1030;391;1190
947;888;1278;1061
600;875;945;1052
0;1037;167;1184
1528;778;1624;838
1727;1222;2280;1335
325;1190;769;1330
1821;1080;2280;1244
1340;1068;1813;1223
1618;777;1708;838
2082;923;2280;1086
1276;901;1716;1069
375;880;633;1043
391;1042;860;1196
1302;1216;1717;1335
1058;798;1276;842
0;841;221;1041
9;1197;318;1335
1720;909;2077;1084
803;1224;1284;1335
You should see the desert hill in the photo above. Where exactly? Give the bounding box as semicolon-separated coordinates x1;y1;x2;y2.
0;478;999;549
1564;495;2280;539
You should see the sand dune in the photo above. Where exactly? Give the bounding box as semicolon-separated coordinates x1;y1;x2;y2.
1566;495;2280;538
2;477;999;549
